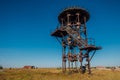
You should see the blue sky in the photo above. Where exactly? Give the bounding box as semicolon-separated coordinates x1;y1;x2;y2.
0;0;120;68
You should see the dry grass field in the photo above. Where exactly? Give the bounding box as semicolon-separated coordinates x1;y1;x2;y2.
0;68;120;80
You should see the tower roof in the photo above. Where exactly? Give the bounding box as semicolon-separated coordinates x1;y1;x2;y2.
58;7;90;24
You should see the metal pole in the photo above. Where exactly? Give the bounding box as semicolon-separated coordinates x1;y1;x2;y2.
61;18;64;27
84;16;88;45
87;52;91;74
62;46;64;72
79;51;83;72
68;60;70;71
68;46;70;71
67;14;71;26
62;39;66;72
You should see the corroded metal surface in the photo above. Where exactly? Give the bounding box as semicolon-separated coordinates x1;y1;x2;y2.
51;7;101;74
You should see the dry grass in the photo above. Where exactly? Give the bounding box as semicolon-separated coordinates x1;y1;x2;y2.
0;68;120;80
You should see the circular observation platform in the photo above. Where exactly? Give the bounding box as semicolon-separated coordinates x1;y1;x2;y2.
58;7;90;24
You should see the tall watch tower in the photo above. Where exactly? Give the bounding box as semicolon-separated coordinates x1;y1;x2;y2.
51;7;101;74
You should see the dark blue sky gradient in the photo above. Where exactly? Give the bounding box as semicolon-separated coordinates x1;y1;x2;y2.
0;0;120;68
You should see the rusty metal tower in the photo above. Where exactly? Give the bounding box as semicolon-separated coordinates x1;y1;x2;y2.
51;7;101;74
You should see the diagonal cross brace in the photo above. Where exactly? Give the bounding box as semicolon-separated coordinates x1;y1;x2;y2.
64;26;87;48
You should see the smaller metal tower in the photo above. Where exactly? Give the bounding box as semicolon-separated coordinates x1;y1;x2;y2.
51;7;101;74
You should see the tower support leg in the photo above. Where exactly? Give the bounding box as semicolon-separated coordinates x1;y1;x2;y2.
87;54;91;74
68;61;70;71
62;61;66;72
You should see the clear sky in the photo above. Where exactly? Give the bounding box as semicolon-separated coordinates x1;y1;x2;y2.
0;0;120;68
